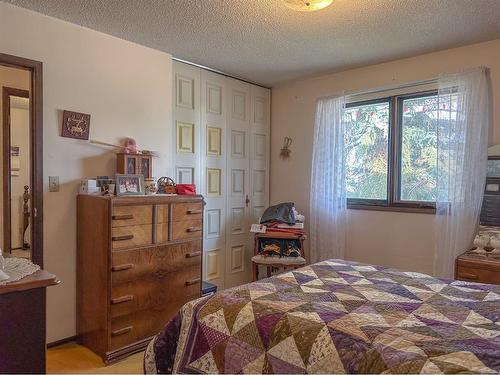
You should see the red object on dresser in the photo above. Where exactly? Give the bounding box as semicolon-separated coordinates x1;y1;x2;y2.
176;184;196;195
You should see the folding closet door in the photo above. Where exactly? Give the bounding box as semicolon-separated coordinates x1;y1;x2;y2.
172;62;201;190
249;85;270;237
200;70;226;289
225;78;252;288
172;61;270;290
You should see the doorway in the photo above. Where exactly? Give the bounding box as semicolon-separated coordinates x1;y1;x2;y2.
0;53;43;266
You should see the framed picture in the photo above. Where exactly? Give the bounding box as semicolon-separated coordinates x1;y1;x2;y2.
487;155;500;178
115;174;145;196
61;110;91;140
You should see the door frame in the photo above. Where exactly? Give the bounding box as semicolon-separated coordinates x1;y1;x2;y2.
0;53;43;267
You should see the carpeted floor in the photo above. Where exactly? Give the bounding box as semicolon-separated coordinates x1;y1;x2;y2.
47;342;143;374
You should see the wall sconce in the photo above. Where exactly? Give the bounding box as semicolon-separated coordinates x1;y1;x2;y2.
280;137;292;159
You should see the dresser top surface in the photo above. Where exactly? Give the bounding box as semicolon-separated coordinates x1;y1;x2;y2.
0;270;59;296
78;194;204;205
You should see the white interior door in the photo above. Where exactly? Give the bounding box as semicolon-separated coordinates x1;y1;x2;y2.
225;78;251;288
201;69;226;289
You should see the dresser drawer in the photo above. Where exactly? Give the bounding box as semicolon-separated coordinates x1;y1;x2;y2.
112;205;152;227
111;241;202;284
171;219;203;241
171;202;203;221
456;264;500;284
109;288;198;352
110;265;201;318
111;225;152;250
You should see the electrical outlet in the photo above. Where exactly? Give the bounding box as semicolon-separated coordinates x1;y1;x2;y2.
49;176;59;192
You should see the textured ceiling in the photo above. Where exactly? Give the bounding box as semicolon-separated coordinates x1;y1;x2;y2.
4;0;500;86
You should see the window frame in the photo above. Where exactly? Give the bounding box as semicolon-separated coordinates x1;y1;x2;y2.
344;96;392;208
346;90;438;214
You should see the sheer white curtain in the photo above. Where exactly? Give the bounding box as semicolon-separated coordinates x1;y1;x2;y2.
434;68;490;278
309;95;347;263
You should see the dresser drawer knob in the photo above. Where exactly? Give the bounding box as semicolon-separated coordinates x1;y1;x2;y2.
458;272;478;281
111;295;134;304
111;263;134;272
185;278;201;286
111;326;133;337
187;209;202;215
112;234;134;241
187;227;202;233
112;214;134;220
186;251;201;258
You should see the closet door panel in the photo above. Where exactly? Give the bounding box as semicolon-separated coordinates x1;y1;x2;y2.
250;86;270;230
173;62;201;192
201;70;227;289
225;78;251;288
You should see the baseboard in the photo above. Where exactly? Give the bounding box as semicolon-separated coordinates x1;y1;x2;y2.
47;335;76;348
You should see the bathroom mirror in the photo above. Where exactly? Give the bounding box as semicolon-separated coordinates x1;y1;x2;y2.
1;54;43;266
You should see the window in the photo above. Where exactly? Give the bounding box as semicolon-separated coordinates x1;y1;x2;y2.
344;99;390;202
345;91;438;212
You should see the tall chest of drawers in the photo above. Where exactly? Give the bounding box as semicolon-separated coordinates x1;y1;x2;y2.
77;194;203;363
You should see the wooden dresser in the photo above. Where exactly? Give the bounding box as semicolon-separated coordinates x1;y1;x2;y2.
77;194;203;363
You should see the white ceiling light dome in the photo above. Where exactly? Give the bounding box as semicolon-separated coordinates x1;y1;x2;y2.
283;0;334;12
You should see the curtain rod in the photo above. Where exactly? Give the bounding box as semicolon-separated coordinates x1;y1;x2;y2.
345;77;438;99
172;57;271;89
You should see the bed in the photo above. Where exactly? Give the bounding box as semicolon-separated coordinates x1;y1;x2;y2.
144;259;500;374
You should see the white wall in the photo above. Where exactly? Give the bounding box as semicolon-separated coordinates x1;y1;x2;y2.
271;39;500;275
0;2;173;342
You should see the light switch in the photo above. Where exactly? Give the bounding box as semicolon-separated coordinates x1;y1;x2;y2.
49;176;59;192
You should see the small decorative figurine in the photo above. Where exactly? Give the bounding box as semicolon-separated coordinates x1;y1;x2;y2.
123;137;138;154
473;234;490;253
490;236;500;252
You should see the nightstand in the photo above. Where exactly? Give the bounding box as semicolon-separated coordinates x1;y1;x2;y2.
455;251;500;285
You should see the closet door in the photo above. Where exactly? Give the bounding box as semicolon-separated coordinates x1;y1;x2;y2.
249;85;270;238
201;70;226;289
225;78;251;288
172;62;201;189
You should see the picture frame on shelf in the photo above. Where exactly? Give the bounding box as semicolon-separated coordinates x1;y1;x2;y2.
115;174;145;196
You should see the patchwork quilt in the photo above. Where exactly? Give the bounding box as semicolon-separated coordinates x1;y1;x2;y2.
144;259;500;374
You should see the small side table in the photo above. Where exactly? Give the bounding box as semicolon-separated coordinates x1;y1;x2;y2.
252;232;307;281
455;250;500;284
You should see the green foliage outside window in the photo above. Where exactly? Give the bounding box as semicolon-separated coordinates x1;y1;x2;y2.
344;102;389;200
344;93;440;204
400;96;438;202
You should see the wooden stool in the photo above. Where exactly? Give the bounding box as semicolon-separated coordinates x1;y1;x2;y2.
252;232;307;281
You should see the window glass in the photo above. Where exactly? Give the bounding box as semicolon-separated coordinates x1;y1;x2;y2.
344;101;390;200
400;95;438;202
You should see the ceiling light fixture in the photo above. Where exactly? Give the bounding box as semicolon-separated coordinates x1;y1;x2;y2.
283;0;334;12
